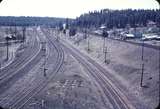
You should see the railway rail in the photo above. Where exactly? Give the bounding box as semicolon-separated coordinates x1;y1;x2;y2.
0;28;64;109
60;39;147;109
0;31;41;92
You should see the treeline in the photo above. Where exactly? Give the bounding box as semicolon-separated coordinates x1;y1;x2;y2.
0;16;68;27
74;9;160;29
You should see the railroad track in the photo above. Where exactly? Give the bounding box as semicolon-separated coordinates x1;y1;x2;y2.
0;29;38;73
0;29;42;105
0;36;41;106
60;39;136;109
0;31;41;91
0;28;64;109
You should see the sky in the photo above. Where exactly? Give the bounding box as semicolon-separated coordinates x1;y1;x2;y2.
0;0;159;18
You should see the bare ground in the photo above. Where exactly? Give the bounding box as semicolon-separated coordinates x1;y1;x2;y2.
23;51;107;109
59;31;159;109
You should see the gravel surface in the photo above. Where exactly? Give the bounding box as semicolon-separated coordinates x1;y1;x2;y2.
23;51;106;109
58;30;159;109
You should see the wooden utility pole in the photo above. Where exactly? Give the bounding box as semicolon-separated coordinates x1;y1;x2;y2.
103;37;105;53
84;28;90;52
5;37;9;61
104;47;107;63
22;27;26;43
0;61;1;74
102;29;108;63
156;6;160;107
0;40;1;68
157;39;160;109
84;29;87;39
14;26;17;36
56;27;60;42
155;1;160;108
140;40;144;87
41;42;47;77
140;63;144;87
87;35;90;52
43;54;47;77
158;1;160;108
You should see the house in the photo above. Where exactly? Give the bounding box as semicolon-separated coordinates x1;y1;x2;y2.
147;21;156;27
147;21;159;33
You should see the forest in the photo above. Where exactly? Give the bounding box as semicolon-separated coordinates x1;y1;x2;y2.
0;9;160;30
74;9;160;29
0;16;67;27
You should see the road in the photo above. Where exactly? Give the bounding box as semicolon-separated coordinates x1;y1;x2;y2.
0;27;64;109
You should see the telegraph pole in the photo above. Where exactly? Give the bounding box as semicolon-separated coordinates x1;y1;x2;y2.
43;59;47;77
104;47;107;63
5;37;9;61
14;26;17;36
155;1;160;108
87;33;90;52
140;40;144;87
56;27;60;42
41;42;47;77
0;61;1;74
84;29;87;39
0;39;1;71
22;27;26;43
102;27;108;63
158;1;160;108
157;38;160;109
154;1;160;108
5;28;9;61
0;42;2;73
101;25;108;53
84;28;90;52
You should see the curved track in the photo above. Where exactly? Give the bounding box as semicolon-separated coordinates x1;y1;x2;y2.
0;29;42;94
60;39;138;109
0;28;64;109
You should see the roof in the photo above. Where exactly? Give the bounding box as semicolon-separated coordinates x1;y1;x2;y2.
124;34;135;37
100;25;106;29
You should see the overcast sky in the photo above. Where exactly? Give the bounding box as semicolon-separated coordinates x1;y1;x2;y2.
0;0;159;18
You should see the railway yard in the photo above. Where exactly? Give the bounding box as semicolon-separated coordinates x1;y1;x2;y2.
0;26;159;109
